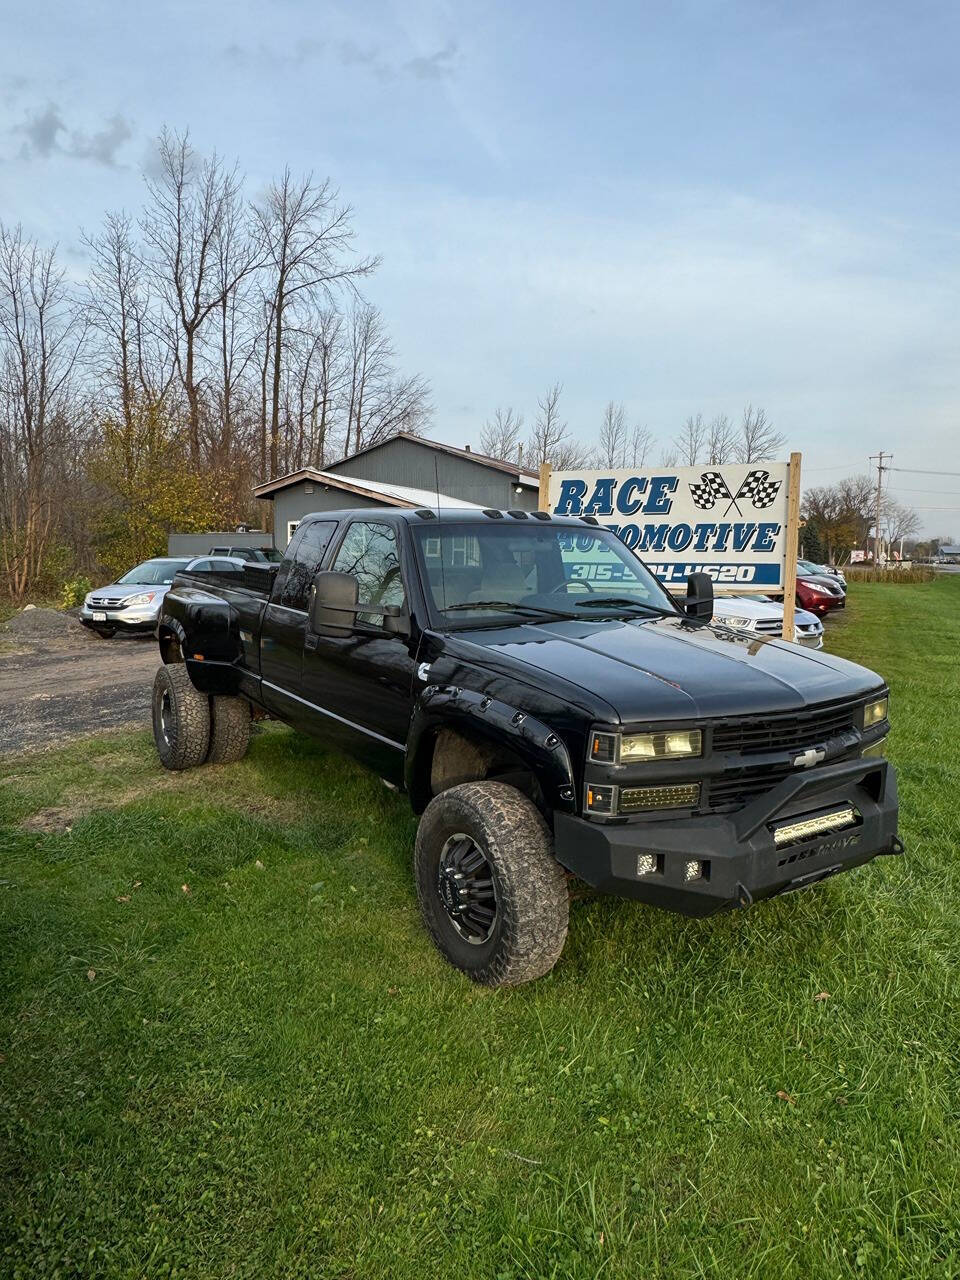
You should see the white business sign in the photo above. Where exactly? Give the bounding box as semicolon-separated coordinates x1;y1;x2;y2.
545;462;793;591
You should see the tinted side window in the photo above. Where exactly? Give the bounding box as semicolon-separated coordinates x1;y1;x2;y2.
332;522;405;625
279;522;337;610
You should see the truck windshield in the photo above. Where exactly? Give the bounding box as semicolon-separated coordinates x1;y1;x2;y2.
413;522;678;626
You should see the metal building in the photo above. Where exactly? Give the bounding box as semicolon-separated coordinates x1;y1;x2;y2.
254;434;540;547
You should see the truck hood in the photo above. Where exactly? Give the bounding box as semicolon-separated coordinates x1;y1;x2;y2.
452;615;882;723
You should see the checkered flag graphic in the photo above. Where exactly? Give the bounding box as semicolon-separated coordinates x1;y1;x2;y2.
688;471;732;510
735;469;781;509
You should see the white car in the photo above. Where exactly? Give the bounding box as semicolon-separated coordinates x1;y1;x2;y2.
712;595;824;649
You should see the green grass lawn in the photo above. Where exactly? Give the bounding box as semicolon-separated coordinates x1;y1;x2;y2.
2;579;959;1279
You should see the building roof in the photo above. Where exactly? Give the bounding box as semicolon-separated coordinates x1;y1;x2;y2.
252;466;481;509
325;431;540;487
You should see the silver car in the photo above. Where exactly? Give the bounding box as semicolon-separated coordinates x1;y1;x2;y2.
79;556;244;638
712;595;825;649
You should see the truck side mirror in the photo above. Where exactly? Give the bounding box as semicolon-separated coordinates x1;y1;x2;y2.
310;571;359;637
684;572;713;621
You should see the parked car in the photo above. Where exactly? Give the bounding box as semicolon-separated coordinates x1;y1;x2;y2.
208;545;283;563
79;556;245;637
796;574;846;616
799;558;846;588
711;595;824;648
151;506;899;986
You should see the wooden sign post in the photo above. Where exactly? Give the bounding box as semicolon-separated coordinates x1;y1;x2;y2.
538;461;552;513
781;451;802;641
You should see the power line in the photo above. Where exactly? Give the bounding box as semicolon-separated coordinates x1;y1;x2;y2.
804;462;867;472
888;466;960;477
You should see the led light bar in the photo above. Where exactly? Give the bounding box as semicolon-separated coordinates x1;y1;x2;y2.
620;783;701;812
772;806;859;848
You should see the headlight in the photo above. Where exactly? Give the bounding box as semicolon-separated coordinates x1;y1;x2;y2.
863;696;888;728
862;735;888;758
621;729;702;761
125;592;157;608
590;729;703;763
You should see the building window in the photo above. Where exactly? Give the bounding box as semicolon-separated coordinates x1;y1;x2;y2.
286;521;300;545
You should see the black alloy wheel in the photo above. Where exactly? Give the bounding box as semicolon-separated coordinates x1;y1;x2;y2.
436;831;499;944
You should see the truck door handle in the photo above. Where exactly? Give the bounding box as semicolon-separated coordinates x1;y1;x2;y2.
304;633;318;651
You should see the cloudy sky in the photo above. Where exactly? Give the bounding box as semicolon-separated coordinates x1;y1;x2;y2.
3;0;959;529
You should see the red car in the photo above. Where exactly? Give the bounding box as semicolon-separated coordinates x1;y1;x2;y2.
795;574;846;615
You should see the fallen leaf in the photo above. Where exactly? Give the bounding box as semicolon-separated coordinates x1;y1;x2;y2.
388;987;398;996
776;1090;796;1105
813;991;831;1002
86;969;97;982
835;1095;848;1106
255;860;264;870
116;895;131;903
0;1052;7;1064
181;884;190;894
132;881;142;890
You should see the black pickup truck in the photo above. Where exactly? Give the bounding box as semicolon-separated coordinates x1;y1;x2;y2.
154;507;900;986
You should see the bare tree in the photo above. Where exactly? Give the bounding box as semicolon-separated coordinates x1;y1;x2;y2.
597;401;628;467
83;212;171;430
629;423;654;467
735;404;784;463
673;413;706;466
659;447;679;467
479;407;524;463
705;413;737;464
526;382;592;469
253;169;377;476
0;224;86;599
141;129;255;464
881;498;920;549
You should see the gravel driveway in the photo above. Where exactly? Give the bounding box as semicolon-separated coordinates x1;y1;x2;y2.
0;609;160;755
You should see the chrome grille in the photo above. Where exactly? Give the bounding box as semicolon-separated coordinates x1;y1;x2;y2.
89;596;128;609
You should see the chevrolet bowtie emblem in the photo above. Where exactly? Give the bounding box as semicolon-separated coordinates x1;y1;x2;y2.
793;746;826;769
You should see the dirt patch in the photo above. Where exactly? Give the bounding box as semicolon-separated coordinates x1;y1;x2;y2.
0;631;160;756
21;805;87;834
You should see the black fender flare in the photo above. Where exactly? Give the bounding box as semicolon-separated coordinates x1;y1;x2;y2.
157;616;187;663
405;684;577;817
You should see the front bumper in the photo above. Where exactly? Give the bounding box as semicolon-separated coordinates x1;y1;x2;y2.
79;607;159;634
554;756;899;917
797;630;824;649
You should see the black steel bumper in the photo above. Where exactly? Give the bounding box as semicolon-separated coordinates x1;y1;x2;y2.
554;757;900;917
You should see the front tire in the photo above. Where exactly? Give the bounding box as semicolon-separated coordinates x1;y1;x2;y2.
414;781;569;986
152;664;210;771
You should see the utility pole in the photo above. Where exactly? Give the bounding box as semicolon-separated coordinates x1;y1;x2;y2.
869;451;890;566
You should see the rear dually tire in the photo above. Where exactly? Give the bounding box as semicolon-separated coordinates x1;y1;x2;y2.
152;664;211;771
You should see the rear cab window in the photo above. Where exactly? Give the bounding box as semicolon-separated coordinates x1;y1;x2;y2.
273;522;338;610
